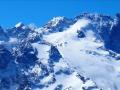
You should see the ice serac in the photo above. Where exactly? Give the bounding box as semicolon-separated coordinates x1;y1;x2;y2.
1;13;120;90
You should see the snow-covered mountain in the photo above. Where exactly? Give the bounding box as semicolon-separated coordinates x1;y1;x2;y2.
1;13;120;90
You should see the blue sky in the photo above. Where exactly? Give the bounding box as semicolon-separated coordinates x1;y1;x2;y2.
0;0;120;28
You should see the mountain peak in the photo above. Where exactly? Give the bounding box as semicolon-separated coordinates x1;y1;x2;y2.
48;16;65;27
15;22;24;28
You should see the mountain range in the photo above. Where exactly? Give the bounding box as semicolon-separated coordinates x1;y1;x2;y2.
0;13;120;90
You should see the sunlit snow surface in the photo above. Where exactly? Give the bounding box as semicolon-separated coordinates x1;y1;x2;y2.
1;17;120;90
43;19;120;90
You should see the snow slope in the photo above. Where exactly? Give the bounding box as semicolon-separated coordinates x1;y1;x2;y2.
44;18;120;90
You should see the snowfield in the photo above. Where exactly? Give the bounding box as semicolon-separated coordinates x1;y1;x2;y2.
43;18;120;90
